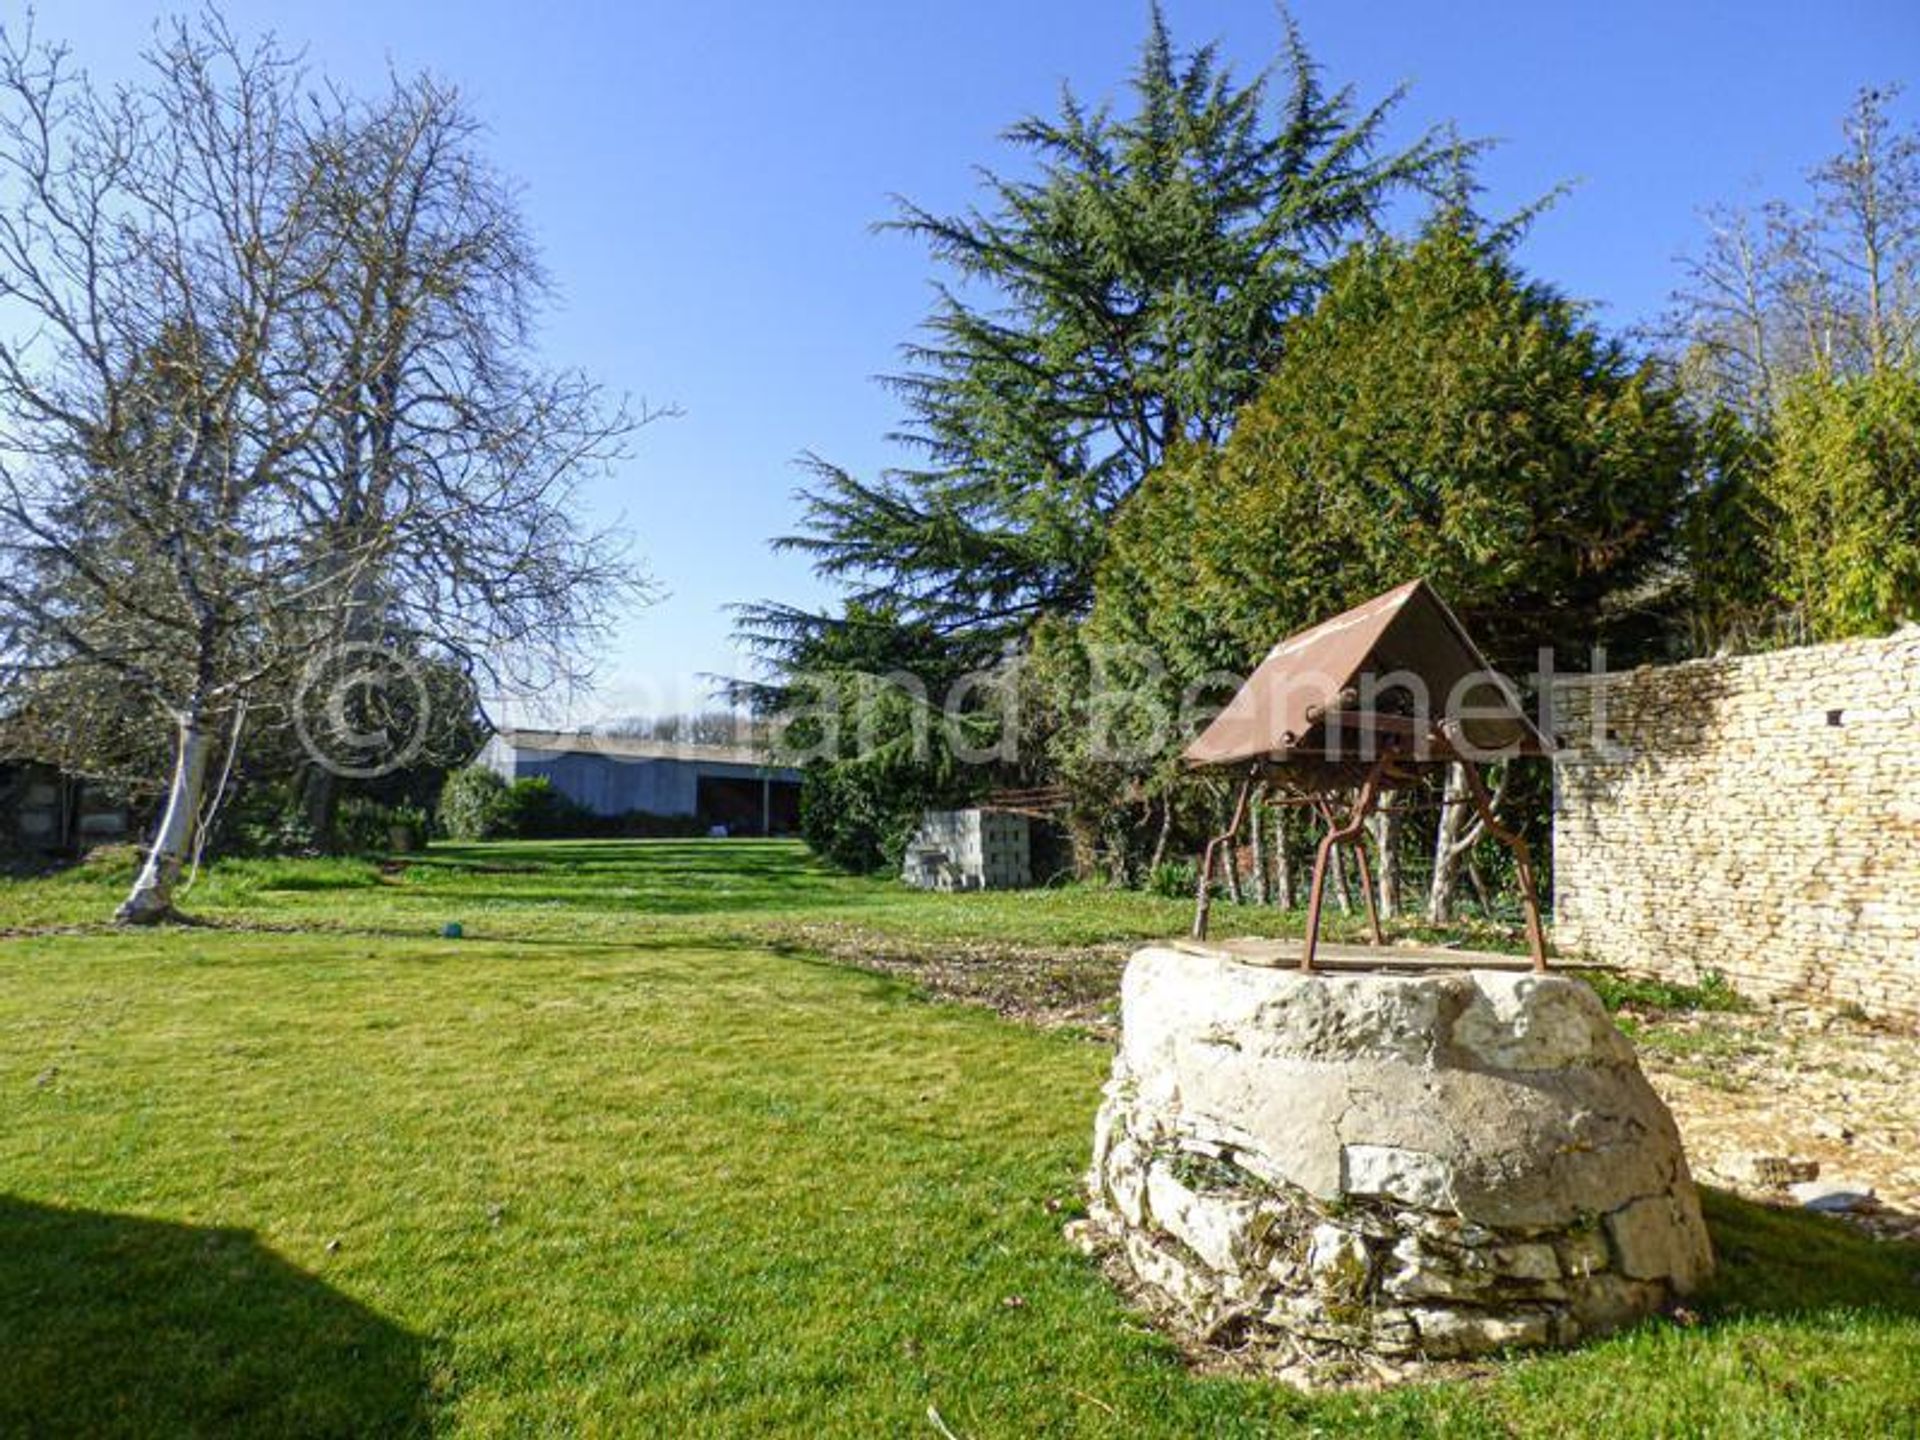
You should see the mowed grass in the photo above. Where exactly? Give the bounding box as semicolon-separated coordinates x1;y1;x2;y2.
0;841;1916;1437
2;837;1328;947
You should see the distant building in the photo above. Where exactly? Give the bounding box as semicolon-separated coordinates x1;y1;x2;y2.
478;729;802;835
901;809;1032;890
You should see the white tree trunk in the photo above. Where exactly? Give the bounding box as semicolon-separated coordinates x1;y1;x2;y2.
117;713;212;924
1428;762;1472;924
1146;795;1172;876
1273;810;1293;908
1249;799;1269;906
1369;808;1401;920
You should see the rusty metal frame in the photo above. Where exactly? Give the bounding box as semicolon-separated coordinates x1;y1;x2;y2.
1187;741;1549;974
1457;759;1548;972
1297;758;1389;970
1191;770;1257;941
1180;582;1555;971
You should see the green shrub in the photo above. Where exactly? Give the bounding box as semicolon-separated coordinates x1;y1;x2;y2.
799;763;903;874
1147;861;1198;899
439;766;511;840
1586;968;1748;1015
386;804;429;851
498;776;582;839
438;769;585;840
219;781;319;858
335;796;398;853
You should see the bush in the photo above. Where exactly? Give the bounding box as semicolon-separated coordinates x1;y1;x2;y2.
798;763;913;874
335;796;393;852
386;804;429;851
498;776;582;839
327;797;430;853
437;769;589;841
1586;968;1747;1015
218;781;319;858
439;766;511;840
1147;861;1198;899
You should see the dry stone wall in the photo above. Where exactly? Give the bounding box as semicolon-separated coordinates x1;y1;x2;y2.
1551;629;1920;1025
1083;947;1711;1373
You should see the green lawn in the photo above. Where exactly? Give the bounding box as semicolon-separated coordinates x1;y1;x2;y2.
1;840;1915;1437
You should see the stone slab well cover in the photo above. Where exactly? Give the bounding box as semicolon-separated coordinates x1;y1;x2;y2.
1083;946;1713;1371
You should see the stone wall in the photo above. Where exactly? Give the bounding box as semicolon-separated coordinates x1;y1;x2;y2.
1551;629;1920;1026
1084;947;1710;1378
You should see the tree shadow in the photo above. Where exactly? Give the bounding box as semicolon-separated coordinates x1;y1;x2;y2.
0;1195;430;1438
1697;1185;1920;1322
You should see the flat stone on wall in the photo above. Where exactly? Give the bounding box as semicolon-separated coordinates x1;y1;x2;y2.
1552;629;1920;1027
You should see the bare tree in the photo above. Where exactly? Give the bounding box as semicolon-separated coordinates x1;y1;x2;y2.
1813;86;1920;374
0;16;652;920
1670;86;1920;418
1669;204;1786;420
0;21;361;920
287;72;653;842
605;711;766;746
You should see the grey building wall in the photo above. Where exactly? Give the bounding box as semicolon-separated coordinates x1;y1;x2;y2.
478;736;798;821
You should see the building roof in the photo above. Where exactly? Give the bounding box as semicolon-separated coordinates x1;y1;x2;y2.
494;728;795;771
1182;579;1552;771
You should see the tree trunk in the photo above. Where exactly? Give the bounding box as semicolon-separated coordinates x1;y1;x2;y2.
1146;795;1173;876
1330;839;1352;915
1106;821;1131;890
302;763;340;852
1467;856;1495;915
1222;839;1242;905
1249;798;1269;906
1369;808;1401;920
1273;809;1293;908
1068;814;1103;881
1427;762;1471;924
117;711;213;924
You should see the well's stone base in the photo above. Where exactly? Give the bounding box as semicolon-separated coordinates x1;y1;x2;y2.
1085;946;1712;1364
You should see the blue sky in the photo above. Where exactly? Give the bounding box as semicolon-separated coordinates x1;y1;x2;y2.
44;1;1920;722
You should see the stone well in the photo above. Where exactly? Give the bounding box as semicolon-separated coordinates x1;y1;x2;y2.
1084;945;1713;1362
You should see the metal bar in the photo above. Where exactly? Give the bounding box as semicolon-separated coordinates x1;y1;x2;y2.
1351;827;1386;946
1458;761;1549;972
1300;757;1387;972
1191;771;1256;941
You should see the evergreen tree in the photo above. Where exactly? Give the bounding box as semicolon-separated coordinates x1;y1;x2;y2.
1092;224;1694;679
1763;371;1920;640
740;7;1468;663
1081;223;1696;907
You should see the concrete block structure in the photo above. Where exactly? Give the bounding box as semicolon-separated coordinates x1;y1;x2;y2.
901;809;1032;890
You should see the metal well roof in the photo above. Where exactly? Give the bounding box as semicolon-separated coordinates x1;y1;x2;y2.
1182;579;1552;771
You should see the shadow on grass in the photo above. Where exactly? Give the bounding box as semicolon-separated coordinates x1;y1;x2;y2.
1698;1185;1920;1321
0;1196;430;1438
